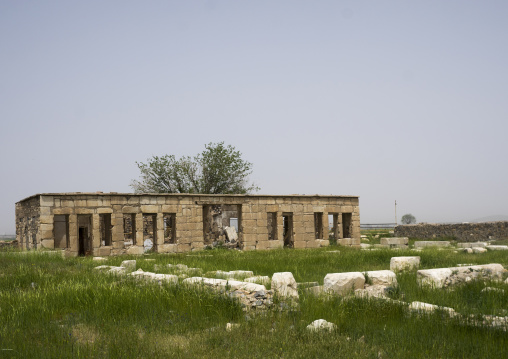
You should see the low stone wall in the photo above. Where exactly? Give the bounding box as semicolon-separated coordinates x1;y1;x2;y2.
394;222;508;242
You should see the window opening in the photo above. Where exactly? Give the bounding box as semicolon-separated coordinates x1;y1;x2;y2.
328;213;339;240
123;214;136;245
229;218;238;232
282;213;293;248
314;212;323;239
202;204;241;245
267;212;277;240
54;214;69;249
77;215;92;256
163;213;176;244
99;214;112;246
142;214;157;251
342;213;352;238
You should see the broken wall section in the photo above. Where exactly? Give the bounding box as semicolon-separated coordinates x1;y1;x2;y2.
395;222;508;242
15;196;41;250
202;204;241;247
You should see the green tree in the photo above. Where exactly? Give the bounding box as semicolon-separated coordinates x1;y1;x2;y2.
401;213;416;224
131;142;259;194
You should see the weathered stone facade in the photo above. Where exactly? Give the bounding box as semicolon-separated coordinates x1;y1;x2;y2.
394;222;508;242
16;193;360;256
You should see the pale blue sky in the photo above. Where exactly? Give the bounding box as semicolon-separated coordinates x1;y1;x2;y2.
1;1;507;234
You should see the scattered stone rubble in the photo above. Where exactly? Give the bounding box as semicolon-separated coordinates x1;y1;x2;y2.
407;300;508;331
417;264;506;289
92;257;508;331
182;276;275;310
130;269;179;285
409;301;456;316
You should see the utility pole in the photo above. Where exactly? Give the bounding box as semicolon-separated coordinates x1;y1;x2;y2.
394;200;397;225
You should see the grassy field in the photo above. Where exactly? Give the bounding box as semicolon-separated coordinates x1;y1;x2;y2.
1;241;507;358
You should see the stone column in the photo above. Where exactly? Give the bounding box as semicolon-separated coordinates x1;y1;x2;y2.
40;211;54;249
156;212;164;251
112;212;124;249
135;213;143;247
322;211;328;240
92;214;100;249
68;214;78;254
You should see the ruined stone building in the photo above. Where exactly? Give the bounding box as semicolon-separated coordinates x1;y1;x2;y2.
15;193;360;257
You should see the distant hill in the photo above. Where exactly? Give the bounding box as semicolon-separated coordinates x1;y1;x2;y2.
470;215;508;223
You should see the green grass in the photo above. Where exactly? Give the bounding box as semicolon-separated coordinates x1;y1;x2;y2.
1;247;507;358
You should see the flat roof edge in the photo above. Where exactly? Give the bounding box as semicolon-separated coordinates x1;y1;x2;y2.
17;192;359;203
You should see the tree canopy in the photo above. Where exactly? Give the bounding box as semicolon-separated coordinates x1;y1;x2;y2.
130;142;259;194
401;213;417;224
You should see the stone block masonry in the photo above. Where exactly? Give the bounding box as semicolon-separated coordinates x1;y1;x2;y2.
15;192;360;257
394;222;508;242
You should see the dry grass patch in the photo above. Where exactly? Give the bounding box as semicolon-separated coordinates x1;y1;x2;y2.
71;323;99;345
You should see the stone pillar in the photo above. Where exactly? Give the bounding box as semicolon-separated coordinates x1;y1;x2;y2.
68;214;78;253
322;211;328;240
276;211;284;245
92;214;100;249
156;212;164;250
112;212;124;249
338;213;343;239
135;213;143;246
40;213;54;249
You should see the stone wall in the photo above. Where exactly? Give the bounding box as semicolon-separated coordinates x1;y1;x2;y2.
15;192;360;256
15;196;40;250
394;222;508;242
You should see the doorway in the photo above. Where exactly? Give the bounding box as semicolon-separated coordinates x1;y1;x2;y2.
342;213;352;238
77;215;92;256
282;213;293;248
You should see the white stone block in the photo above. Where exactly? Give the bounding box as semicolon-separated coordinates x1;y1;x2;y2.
306;319;337;332
409;301;456;316
245;276;271;285
94;265;113;271
417;264;506;289
324;272;365;296
272;272;299;299
390;256;420;272
227;280;266;292
380;237;408;246
365;270;397;286
224;226;238;241
226;323;240;331
354;285;389;299
414;241;450;248
417;268;453;288
486;245;508;251
107;267;127;275
120;260;136;271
